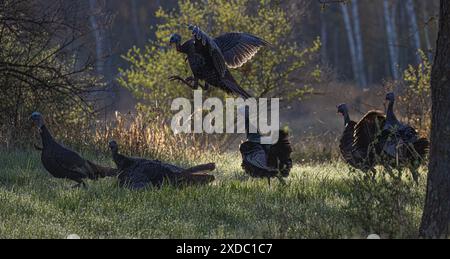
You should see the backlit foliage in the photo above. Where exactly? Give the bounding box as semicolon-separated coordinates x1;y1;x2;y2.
401;50;431;135
119;0;322;115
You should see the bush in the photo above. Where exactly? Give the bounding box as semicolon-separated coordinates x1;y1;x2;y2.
344;167;425;238
381;50;431;138
399;50;432;135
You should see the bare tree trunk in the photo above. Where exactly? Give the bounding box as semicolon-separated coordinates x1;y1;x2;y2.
420;0;450;239
351;0;367;87
406;0;423;64
340;4;361;87
423;7;434;61
88;0;112;79
383;0;400;80
320;11;328;64
131;0;143;46
88;0;104;75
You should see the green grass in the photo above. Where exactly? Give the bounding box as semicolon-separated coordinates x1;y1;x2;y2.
0;150;426;239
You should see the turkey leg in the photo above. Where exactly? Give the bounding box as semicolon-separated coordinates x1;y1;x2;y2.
169;76;207;90
71;180;87;189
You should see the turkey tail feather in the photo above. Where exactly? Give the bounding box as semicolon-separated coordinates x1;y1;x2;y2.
86;160;118;179
222;73;252;99
183;163;216;174
414;138;430;159
180;163;215;185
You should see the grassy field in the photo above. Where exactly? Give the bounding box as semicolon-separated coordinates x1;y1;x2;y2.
0;150;426;239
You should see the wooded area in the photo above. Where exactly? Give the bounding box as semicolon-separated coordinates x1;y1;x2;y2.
86;0;440;86
1;0;449;239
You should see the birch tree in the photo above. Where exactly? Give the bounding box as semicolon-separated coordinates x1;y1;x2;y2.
383;0;400;80
405;0;423;65
340;2;367;87
351;0;367;86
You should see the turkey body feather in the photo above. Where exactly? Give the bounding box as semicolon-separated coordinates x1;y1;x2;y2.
109;141;215;190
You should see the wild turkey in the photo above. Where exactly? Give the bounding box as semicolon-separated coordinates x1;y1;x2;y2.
169;25;270;99
30;112;117;188
378;92;429;182
240;129;293;185
337;104;386;171
108;141;215;189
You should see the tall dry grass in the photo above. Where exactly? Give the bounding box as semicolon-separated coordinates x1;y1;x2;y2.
0;110;223;164
90;111;221;162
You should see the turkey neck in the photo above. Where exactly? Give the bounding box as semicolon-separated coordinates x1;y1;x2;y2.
40;125;55;148
343;111;351;126
177;41;189;54
112;150;127;170
386;99;398;124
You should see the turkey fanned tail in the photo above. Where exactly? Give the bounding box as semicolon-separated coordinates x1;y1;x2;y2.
339;121;359;167
412;138;430;161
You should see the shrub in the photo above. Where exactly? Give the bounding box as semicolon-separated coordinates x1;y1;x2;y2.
399;50;432;135
344;167;425;238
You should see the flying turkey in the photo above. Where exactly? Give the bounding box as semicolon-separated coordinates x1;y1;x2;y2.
169;25;270;99
378;93;429;182
108;141;215;189
30;112;117;188
337;104;386;171
240;129;293;185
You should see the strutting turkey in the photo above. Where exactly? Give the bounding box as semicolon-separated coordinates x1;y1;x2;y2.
337;104;386;171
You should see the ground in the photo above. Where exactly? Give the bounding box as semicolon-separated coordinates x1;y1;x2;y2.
0;150;426;239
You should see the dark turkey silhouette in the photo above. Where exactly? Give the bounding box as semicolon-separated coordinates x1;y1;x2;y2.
169;25;270;99
30;112;117;188
267;129;293;177
240;129;293;185
337;104;386;171
108;141;215;189
378;92;429;182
